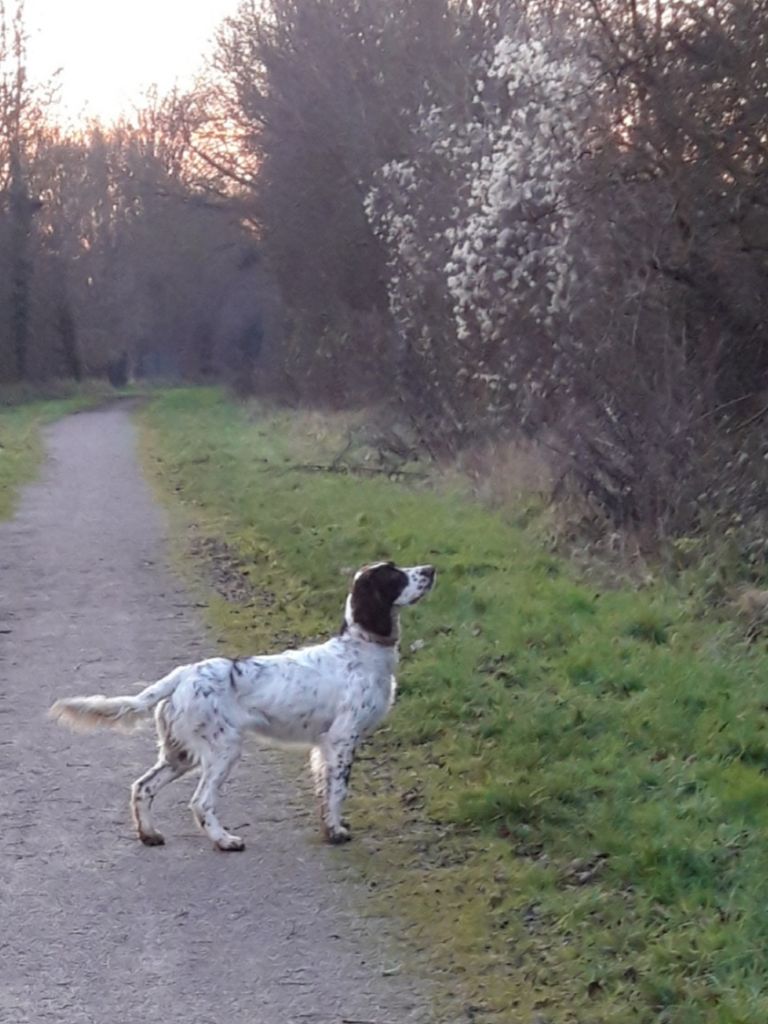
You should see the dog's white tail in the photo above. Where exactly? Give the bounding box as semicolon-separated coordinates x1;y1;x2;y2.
49;666;187;732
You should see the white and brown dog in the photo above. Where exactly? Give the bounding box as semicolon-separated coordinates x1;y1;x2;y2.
50;561;436;850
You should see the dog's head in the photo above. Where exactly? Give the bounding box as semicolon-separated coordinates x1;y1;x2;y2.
345;561;436;641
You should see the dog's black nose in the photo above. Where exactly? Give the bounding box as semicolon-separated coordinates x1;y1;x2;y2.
423;566;436;581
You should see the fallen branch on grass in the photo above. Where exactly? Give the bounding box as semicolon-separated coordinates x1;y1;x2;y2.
260;462;429;481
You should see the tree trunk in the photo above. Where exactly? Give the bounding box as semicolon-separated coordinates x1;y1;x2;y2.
8;150;37;381
57;301;82;380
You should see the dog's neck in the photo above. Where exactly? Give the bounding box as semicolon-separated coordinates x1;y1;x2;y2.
340;595;400;648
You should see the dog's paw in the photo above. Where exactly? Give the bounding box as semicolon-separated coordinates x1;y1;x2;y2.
138;830;165;847
215;834;246;852
324;824;352;845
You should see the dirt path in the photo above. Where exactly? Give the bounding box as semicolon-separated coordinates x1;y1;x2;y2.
0;405;433;1024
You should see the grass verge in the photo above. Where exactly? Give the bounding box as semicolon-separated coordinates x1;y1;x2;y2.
0;383;116;519
140;387;768;1024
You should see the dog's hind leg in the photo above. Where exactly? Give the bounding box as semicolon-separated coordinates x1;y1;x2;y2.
190;741;244;852
131;701;194;846
131;756;190;846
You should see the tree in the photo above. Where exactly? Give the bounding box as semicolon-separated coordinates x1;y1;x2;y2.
0;1;45;380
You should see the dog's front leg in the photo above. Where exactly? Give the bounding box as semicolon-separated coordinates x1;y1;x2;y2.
319;731;357;844
310;746;328;818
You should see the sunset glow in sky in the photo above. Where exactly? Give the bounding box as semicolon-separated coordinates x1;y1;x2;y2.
25;0;240;122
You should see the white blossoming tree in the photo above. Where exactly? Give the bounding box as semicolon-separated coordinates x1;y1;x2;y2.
366;25;595;443
210;0;768;535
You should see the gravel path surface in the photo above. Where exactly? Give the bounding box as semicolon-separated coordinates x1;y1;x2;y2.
0;404;433;1024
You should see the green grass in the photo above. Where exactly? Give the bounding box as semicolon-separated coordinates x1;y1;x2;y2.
140;387;768;1024
0;384;114;519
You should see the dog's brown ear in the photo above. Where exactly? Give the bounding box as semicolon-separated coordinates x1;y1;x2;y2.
350;570;395;638
349;563;409;636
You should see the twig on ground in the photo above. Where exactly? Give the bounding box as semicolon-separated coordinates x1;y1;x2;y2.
262;462;428;480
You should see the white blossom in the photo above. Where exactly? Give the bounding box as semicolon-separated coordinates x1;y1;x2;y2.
364;32;592;422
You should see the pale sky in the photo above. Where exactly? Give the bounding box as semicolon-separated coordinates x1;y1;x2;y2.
25;0;240;122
